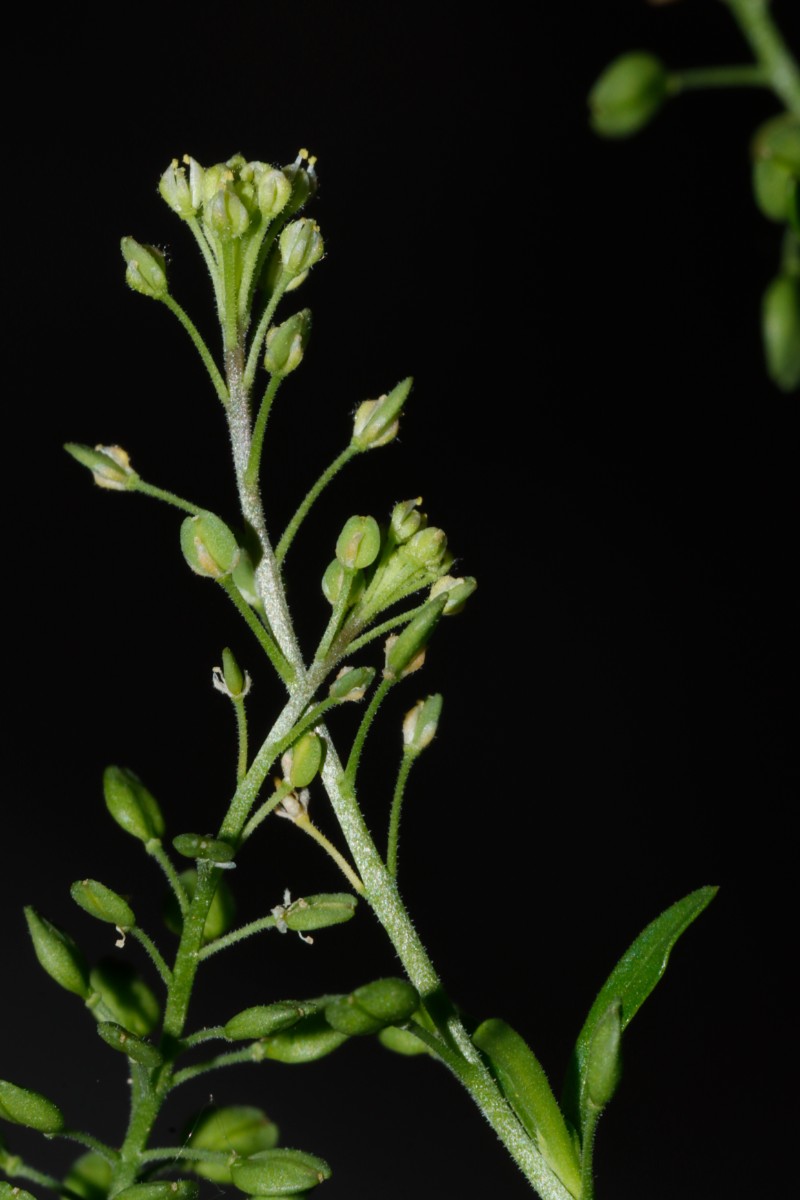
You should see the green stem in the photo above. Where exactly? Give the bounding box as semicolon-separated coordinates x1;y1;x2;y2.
139;1148;236;1167
162;862;220;1038
146;841;189;917
580;1109;601;1200
240;779;293;843
245;374;282;489
669;63;768;92
221;241;241;353
723;0;800;114
387;753;415;877
199;913;280;960
243;276;289;394
58;1132;119;1165
344;675;394;787
219;575;295;686
131;478;203;516
1;1161;64;1192
293;812;365;893
338;598;429;660
234;697;249;783
111;1064;162;1195
187;215;224;314
129;927;173;987
275;445;357;565
314;573;355;665
172;1048;258;1088
161;295;228;404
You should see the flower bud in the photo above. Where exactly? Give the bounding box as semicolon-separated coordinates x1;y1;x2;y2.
378;1025;430;1056
254;167;292;220
255;1011;348;1063
0;1081;64;1133
159;159;197;218
383;596;447;679
121;237;168;298
322;559;364;607
325;977;419;1037
104;766;165;842
390;497;425;543
163;870;235;945
204;187;250;240
172;833;235;863
221;647;246;697
225;1002;315;1040
283;892;356;932
589;52;669;138
184;1107;279;1184
351;377;412;450
283;733;327;789
402;694;443;757
232;549;262;609
62;1153;114;1200
283;149;319;215
97;1022;163;1069
403;526;448;571
585;1000;623;1109
231;1149;331;1195
183;155;205;210
115;1184;198;1200
329;665;375;702
762;274;800;392
429;574;477;615
279;218;324;278
64;443;138;491
88;961;160;1036
24;908;91;999
335;515;382;571
180;512;240;579
752;114;800;222
264;309;312;377
70;880;135;929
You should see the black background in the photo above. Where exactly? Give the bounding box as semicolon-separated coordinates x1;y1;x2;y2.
2;2;797;1198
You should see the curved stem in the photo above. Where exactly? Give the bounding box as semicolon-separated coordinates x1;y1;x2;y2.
234;696;249;783
146;841;189;917
723;0;800;114
161;294;228;404
172;1048;257;1089
1;1161;65;1192
293;812;365;893
243;277;289;394
219;575;294;686
387;753;415;877
57;1131;119;1165
245;374;282;488
130;926;172;987
344;675;394;787
275;445;358;565
669;63;768;91
132;478;203;515
199;913;280;960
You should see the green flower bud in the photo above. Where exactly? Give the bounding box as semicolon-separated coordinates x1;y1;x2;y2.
184;1107;279;1183
283;148;318;215
0;1081;64;1133
159;159;198;218
322;559;364;607
62;1152;113;1200
1;1182;38;1200
429;574;477;615
255;1011;348;1063
97;1022;163;1069
390;497;425;543
751;115;800;220
182;155;206;210
264;309;312;376
585;1000;623;1109
221;647;246;697
351;377;412;451
104;766;166;842
762;275;800;392
232;549;262;609
402;694;443;757
377;1025;430;1057
88;961;160;1036
172;833;235;863
64;443;138;491
232;1149;331;1196
70;880;135;929
24;908;90;999
403;526;448;571
325;977;420;1037
335;515;382;570
279;218;324;278
121;237;168;298
328;665;375;702
115;1184;198;1200
256;167;293;219
383;596;447;680
589;52;669;138
225;1002;318;1040
163;870;235;945
283;892;356;932
205;186;250;240
180;511;240;579
283;733;327;789
754;157;797;222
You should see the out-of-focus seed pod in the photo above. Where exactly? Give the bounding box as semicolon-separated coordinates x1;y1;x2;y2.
115;1183;199;1200
163;870;235;945
183;1107;279;1183
172;834;236;863
255;1011;349;1063
762;274;800;391
61;1152;113;1200
325;978;419;1037
88;961;160;1037
97;1022;163;1069
589;51;669;138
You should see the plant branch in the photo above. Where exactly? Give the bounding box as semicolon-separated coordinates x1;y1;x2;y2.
723;0;800;114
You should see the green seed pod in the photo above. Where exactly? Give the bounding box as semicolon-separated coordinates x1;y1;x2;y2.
159;159;198;218
284;734;327;789
279;218;324;278
88;961;160;1037
232;1148;331;1195
763;274;800;392
163;870;236;945
115;1183;198;1200
0;1182;37;1200
172;833;236;863
184;1107;279;1183
351;377;412;451
233;550;262;609
589;51;669;138
325;978;419;1037
97;1022;163;1069
283;893;356;932
584;1000;623;1110
402;694;443;757
384;597;447;680
390;497;426;543
377;1025;430;1057
335;516;382;571
472;1018;581;1198
265;309;312;377
62;1152;113;1200
180;512;240;580
121;237;169;298
221;647;246;697
753;157;796;222
24;908;90;999
0;1081;64;1133
104;766;166;842
429;574;477;615
328;665;375;702
70;880;135;929
257;1011;349;1064
752;113;800;220
225;1001;318;1040
64;442;138;491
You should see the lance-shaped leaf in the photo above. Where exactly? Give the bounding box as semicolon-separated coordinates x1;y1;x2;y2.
563;884;717;1134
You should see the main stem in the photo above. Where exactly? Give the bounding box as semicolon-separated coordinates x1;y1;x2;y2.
724;0;800;114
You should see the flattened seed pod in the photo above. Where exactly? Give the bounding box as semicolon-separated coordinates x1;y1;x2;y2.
232;1148;331;1194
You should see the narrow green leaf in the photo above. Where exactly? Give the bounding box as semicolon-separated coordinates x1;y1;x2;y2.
563;885;717;1133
